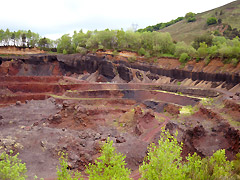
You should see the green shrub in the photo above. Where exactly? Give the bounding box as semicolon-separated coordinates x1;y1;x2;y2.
204;56;211;65
218;44;232;59
197;42;208;59
139;129;234;180
207;17;217;26
144;51;151;58
208;45;218;58
174;41;196;57
232;153;240;179
76;46;88;55
192;34;213;50
201;97;214;106
112;50;119;56
57;34;74;54
231;58;239;67
185;12;196;23
213;30;221;36
0;150;28;180
57;152;82;180
187;17;196;23
86;138;131;180
139;129;185;179
63;49;68;55
185;149;232;180
180;105;197;115
128;56;137;63
212;36;227;46
138;47;146;56
179;53;190;64
195;57;201;63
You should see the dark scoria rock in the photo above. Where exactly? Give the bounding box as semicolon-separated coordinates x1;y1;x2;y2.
98;60;116;79
146;72;159;80
135;71;143;81
117;65;133;82
1;53;239;84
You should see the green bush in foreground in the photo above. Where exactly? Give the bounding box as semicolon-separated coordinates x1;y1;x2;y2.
86;138;132;180
140;130;185;180
1;132;239;180
139;129;235;180
0;150;27;180
57;152;82;180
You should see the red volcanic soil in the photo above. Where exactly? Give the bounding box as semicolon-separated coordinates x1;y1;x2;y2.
0;74;239;180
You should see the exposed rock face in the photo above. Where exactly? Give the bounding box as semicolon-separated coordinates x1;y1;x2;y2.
0;53;239;84
98;60;116;79
146;72;159;80
117;65;133;82
165;119;240;160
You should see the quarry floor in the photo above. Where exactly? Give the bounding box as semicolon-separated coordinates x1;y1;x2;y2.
0;74;239;179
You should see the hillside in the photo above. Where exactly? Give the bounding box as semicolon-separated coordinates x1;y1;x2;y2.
159;0;240;43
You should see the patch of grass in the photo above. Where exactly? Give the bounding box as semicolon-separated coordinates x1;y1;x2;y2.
112;50;119;56
161;53;175;58
179;105;198;116
48;94;106;100
128;56;137;63
159;1;240;43
156;116;166;123
200;97;214;106
220;112;240;130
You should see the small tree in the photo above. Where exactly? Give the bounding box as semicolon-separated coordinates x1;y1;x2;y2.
57;152;82;180
197;42;208;59
207;17;217;26
11;32;16;46
185;150;233;179
38;37;51;50
86;138;131;180
185;12;196;23
139;129;185;180
21;33;27;47
139;128;234;180
192;34;213;50
0;150;28;180
57;34;73;54
179;52;190;64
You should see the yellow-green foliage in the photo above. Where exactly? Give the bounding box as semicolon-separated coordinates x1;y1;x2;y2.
57;152;82;180
201;97;214;106
0;150;27;180
180;105;198;116
86;138;132;180
140;129;235;180
140;129;185;180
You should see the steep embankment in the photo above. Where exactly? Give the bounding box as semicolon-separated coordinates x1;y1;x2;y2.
0;46;44;55
1;53;239;88
160;0;240;43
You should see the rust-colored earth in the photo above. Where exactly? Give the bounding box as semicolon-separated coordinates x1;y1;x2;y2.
0;52;239;179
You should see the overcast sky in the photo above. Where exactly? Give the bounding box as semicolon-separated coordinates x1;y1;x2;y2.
0;0;235;40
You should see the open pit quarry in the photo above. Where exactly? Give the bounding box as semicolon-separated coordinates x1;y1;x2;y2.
0;52;239;179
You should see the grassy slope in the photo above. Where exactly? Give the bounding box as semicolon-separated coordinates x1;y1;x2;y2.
160;0;240;44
